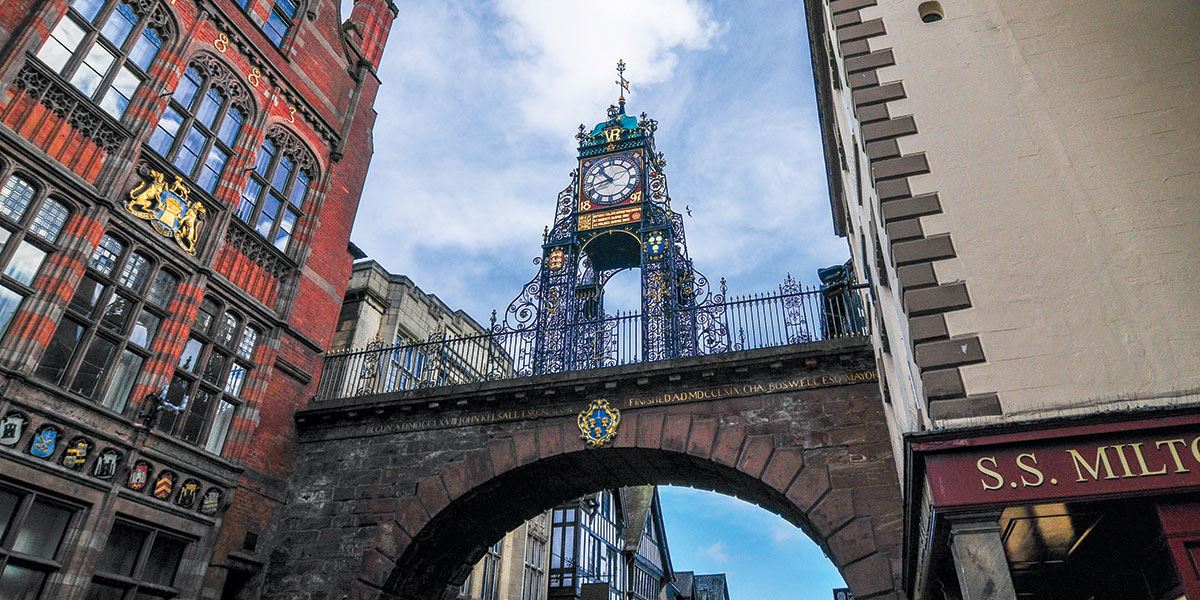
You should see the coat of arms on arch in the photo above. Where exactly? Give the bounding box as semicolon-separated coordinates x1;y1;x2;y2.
126;169;207;255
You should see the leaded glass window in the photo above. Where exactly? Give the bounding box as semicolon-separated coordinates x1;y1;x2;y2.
156;296;259;455
36;233;178;414
237;131;313;253
35;0;167;119
0;169;71;341
149;60;248;195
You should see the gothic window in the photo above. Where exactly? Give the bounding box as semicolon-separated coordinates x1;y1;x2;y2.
149;57;250;194
262;0;299;47
0;485;78;598
479;541;501;600
237;129;315;253
0;170;71;340
35;0;169;119
521;535;546;600
156;297;259;454
36;233;178;414
85;520;188;599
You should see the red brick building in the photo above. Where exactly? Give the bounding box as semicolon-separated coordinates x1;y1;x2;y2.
0;0;395;598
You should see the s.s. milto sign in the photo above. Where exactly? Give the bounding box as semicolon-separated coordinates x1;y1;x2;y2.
915;413;1200;508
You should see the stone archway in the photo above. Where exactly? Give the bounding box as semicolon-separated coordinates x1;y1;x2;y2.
262;339;903;600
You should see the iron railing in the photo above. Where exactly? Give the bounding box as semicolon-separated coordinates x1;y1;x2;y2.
315;284;867;402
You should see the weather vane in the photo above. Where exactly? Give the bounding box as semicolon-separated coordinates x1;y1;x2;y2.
615;59;630;106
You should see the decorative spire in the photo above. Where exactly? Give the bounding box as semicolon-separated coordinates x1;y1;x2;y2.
615;59;630;112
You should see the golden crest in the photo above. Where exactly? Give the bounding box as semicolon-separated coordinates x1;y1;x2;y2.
547;247;566;272
126;170;207;255
577;399;621;447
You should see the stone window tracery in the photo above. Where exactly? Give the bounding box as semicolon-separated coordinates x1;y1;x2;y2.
156;296;259;454
36;232;178;414
35;0;171;120
237;127;316;253
149;54;252;194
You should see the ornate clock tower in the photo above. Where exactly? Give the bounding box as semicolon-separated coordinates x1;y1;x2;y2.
502;62;723;373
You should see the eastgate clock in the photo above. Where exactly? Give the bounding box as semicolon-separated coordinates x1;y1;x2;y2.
582;154;641;208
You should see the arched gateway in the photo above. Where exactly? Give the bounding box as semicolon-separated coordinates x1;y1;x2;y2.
264;70;902;599
262;339;902;600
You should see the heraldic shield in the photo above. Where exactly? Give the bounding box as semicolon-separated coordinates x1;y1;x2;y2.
126;169;207;255
577;399;620;447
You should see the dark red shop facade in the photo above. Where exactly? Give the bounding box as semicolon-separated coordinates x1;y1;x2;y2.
905;407;1200;600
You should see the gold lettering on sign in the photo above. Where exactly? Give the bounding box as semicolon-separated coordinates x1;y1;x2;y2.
1155;439;1190;473
248;67;262;88
288;106;296;123
1016;453;1044;487
214;33;229;53
1129;442;1168;476
1068;447;1119;482
977;456;1004;491
603;128;621;143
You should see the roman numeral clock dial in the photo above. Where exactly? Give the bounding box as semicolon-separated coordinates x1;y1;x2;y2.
582;155;641;209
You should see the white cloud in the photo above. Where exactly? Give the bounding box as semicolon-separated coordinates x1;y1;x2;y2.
698;540;731;565
351;0;843;323
496;0;722;137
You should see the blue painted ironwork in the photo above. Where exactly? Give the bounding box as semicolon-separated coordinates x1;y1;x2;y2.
315;281;868;401
314;91;869;402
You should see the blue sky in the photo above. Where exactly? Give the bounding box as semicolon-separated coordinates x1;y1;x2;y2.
660;487;845;598
350;0;848;595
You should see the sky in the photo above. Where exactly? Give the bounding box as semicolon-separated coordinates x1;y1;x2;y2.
348;0;848;321
347;0;849;596
659;486;846;598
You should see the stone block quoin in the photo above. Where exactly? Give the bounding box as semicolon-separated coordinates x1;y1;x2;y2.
829;0;994;419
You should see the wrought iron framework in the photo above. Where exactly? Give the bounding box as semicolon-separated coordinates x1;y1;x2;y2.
316;87;870;402
315;281;867;401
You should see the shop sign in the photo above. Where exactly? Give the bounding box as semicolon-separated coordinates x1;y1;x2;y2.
923;422;1200;508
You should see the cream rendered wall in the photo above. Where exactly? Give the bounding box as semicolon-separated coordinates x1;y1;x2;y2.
860;0;1200;421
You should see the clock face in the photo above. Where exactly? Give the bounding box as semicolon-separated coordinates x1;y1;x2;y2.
582;155;641;207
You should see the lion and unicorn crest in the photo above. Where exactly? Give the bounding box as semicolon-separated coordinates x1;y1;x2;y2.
126;169;206;255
